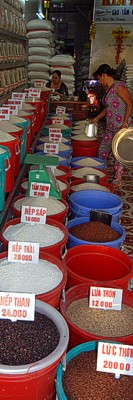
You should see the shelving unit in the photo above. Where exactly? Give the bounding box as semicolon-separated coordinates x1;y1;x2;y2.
0;83;28;106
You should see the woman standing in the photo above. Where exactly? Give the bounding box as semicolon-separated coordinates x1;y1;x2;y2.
91;64;133;186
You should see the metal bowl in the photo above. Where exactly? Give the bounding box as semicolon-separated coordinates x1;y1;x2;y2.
112;127;133;166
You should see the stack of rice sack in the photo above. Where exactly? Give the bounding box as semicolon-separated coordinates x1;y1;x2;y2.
26;19;55;85
50;54;75;95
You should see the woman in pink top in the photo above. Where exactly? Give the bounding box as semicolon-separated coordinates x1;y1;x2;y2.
92;64;133;186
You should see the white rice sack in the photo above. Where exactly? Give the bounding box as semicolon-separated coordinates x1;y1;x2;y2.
28;71;50;80
28;55;51;64
50;66;74;75
27;19;54;31
29;47;53;56
28;63;49;72
28;38;51;47
61;74;75;83
27;30;54;39
50;55;75;66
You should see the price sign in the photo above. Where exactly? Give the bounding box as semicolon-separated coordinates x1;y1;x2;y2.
12;92;26;101
34;79;46;87
0;292;35;321
97;342;133;377
89;287;123;311
49;128;62;143
24;88;30;98
44;142;59;154
56;106;66;114
3;104;19;115
29;88;41;98
8;99;23;109
0;108;10;120
21;205;47;224
8;241;39;264
30;182;50;198
52;117;64;125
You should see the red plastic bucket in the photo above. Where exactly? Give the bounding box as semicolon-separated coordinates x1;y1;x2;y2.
60;282;133;348
70;179;114;194
71;167;108;183
0;217;68;260
0;132;19;192
72;142;99;157
20;177;70;201
11;133;21;176
18;110;36;140
26;98;45;124
0;299;69;400
10;194;69;224
64;245;133;290
0;123;22;176
0;250;67;308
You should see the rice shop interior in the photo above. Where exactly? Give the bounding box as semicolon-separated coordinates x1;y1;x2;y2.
0;0;133;399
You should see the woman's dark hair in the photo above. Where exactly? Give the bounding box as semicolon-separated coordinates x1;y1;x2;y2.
52;70;61;78
93;64;116;78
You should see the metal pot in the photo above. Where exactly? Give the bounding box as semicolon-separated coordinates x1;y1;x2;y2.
85;122;98;138
112;127;133;166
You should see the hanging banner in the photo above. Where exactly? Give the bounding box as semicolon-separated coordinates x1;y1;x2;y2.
89;23;133;74
94;0;133;24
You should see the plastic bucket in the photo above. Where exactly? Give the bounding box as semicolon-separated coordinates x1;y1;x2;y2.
60;283;133;348
18;110;35;141
70;179;114;194
24;101;41;131
34;151;72;167
72;143;99;157
57;177;70;201
9;115;30;163
71;167;108;183
55;165;71;182
71;157;106;170
69;190;123;222
0;299;69;400
56;341;133;399
0;132;19;192
0;250;67;308
36;143;72;158
0;146;11;211
0;217;68;259
67;217;126;250
64;244;133;290
0;122;22;176
10;194;69;224
38;134;71;147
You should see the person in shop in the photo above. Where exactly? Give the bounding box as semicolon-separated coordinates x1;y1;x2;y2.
91;63;133;186
46;70;68;98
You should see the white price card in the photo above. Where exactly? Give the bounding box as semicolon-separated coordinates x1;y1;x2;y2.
97;342;133;376
29;88;41;98
34;79;46;87
8;241;39;264
21;205;47;224
56;106;66;114
12;92;26;101
8;99;23;109
0;292;35;321
49;128;62;143
30;182;50;198
0;108;10;120
52;117;64;125
44;142;59;154
89;286;123;311
3;104;19;115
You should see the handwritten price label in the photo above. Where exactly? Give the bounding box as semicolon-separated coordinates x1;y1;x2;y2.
0;292;35;321
44;142;59;154
0;108;10;120
29;88;41;98
52;117;64;125
21;205;47;224
97;342;133;377
89;287;123;311
8;99;23;109
56;106;66;114
30;182;50;198
49;129;62;143
8;241;39;264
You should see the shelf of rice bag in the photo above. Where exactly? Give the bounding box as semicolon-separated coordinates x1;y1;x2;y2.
0;28;27;41
0;83;28;107
0;125;45;229
50;100;89;121
0;62;28;71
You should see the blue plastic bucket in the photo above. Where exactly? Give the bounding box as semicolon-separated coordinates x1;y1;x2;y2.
0;146;11;211
69;190;123;222
36;143;72;158
34;151;72;167
67;216;126;249
71;157;106;170
38;134;71;146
